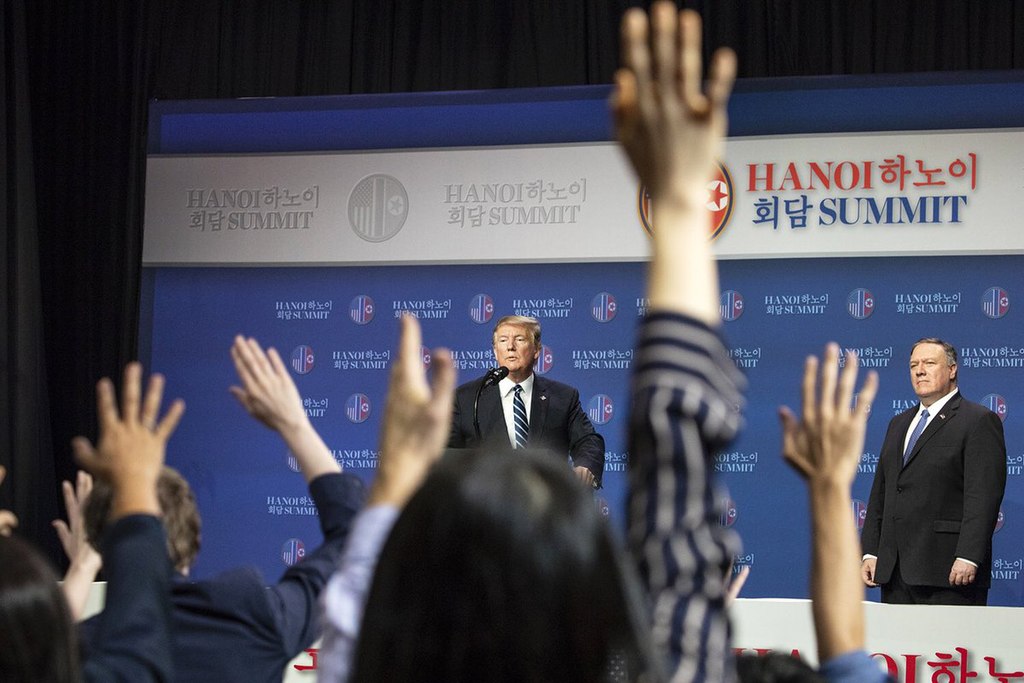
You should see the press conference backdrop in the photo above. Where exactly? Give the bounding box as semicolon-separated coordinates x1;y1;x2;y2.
142;75;1024;605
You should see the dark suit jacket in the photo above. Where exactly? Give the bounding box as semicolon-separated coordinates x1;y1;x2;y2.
448;374;606;486
81;472;364;683
861;392;1006;588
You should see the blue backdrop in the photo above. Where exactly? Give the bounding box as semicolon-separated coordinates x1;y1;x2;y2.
142;75;1024;605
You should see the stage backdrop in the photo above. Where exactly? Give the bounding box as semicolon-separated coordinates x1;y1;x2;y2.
142;74;1024;607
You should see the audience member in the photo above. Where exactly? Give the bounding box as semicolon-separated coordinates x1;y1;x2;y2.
316;5;910;683
53;470;103;621
74;336;366;683
2;362;182;682
318;315;456;682
776;345;890;682
316;4;904;683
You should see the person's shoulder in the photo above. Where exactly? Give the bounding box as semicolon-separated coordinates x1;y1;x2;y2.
533;375;578;395
954;393;985;411
455;376;488;394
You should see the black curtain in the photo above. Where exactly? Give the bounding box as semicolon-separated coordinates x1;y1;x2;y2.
5;0;1024;563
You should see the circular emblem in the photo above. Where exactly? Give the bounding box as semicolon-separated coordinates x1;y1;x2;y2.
846;288;875;320
345;393;372;424
590;292;617;323
290;345;315;375
469;293;495;324
995;507;1005;533
587;394;615;425
347;174;409;242
981;287;1010;319
534;345;554;375
420;345;432;368
982;393;1007;422
595;497;611;517
281;538;306;566
349;295;375;325
719;498;738;528
719;290;744;322
638;162;733;240
852;499;868;531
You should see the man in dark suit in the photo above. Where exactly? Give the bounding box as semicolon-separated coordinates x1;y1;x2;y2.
448;315;605;487
861;337;1006;605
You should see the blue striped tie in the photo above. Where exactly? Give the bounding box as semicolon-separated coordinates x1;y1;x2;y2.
903;408;929;465
513;384;529;449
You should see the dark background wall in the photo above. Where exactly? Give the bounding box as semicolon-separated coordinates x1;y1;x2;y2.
3;0;1023;563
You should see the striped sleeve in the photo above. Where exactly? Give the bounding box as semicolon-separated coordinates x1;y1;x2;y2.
628;311;746;683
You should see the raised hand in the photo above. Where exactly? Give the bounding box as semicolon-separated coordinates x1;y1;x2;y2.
373;315;456;506
230;335;307;435
229;335;339;482
53;470;102;568
74;362;185;520
779;344;878;487
612;2;736;324
54;470;104;620
612;2;736;205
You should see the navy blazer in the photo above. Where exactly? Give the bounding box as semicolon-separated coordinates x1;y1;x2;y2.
861;392;1006;588
81;473;365;683
448;373;605;486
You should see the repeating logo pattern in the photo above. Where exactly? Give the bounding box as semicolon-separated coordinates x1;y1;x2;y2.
281;538;305;566
591;292;617;323
587;394;614;425
349;295;375;325
719;498;738;528
982;286;1010;319
290;345;315;374
852;499;869;531
720;290;744;322
983;393;1008;422
345;393;371;423
469;293;494;324
847;288;875;319
534;344;554;375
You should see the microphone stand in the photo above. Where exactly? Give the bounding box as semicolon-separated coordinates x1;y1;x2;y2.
473;366;508;442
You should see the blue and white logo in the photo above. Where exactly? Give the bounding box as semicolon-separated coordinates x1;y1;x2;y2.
847;288;874;320
587;394;614;425
290;345;315;375
982;286;1010;319
281;538;305;566
469;293;494;324
590;292;617;323
349;295;375;325
534;345;554;375
720;290;744;322
982;393;1008;422
345;393;371;423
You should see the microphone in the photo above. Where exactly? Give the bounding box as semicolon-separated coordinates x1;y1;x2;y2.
482;366;509;387
474;367;509;441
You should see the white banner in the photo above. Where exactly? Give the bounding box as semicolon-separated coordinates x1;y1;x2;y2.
143;129;1024;265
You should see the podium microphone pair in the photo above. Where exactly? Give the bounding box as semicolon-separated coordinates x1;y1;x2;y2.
473;366;509;441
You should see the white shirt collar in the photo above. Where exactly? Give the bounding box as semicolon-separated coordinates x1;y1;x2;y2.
918;387;958;417
498;372;534;396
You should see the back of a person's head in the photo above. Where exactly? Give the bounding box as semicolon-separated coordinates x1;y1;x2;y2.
84;465;200;572
736;653;825;683
0;535;80;683
351;449;654;683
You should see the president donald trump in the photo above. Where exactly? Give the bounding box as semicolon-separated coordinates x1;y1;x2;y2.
447;315;605;487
